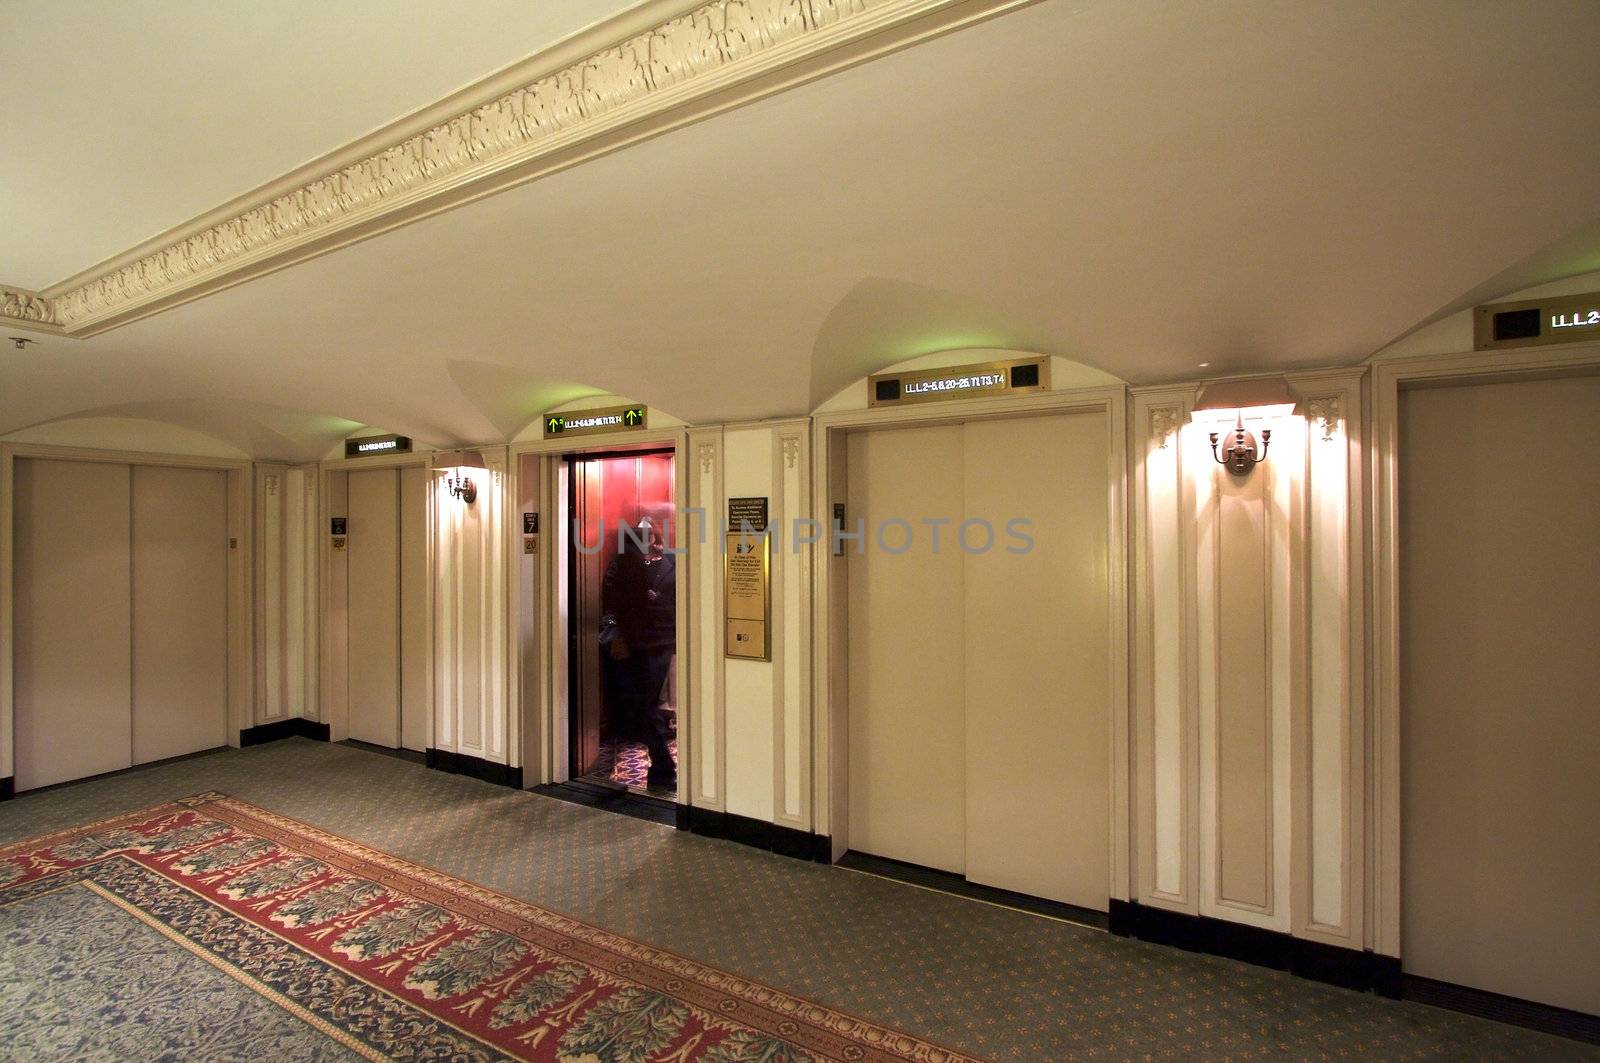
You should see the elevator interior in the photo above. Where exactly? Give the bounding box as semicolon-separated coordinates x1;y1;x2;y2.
567;451;677;795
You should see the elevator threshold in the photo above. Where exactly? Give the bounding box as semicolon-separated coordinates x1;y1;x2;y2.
533;779;677;827
837;850;1109;931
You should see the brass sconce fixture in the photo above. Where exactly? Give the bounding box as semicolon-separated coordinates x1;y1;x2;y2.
1190;378;1297;476
432;449;486;504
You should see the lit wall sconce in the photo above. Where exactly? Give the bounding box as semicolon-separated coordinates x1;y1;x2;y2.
1190;378;1298;476
432;449;486;504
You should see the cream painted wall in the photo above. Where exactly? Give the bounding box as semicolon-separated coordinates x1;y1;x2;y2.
687;421;811;827
1131;370;1365;946
3;417;249;459
434;448;509;766
255;464;319;726
1371;269;1600;363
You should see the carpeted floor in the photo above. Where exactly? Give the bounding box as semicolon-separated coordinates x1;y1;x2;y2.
0;738;1590;1061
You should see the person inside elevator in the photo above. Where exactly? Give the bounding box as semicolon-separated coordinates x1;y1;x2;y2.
599;517;677;789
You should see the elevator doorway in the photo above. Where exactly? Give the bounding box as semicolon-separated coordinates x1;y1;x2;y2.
566;450;677;795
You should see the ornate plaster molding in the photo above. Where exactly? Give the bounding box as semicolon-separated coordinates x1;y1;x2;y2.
1150;406;1182;449
0;286;59;331
1307;395;1341;442
2;0;1030;338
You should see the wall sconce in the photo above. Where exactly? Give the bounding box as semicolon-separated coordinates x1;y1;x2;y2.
432;449;486;504
1190;378;1298;476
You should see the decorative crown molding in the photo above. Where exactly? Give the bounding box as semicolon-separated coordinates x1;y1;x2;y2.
1;0;1030;338
1;286;60;332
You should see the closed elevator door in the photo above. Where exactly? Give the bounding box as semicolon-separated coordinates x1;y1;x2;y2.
1400;375;1600;1016
346;467;429;750
846;412;1112;910
13;458;229;791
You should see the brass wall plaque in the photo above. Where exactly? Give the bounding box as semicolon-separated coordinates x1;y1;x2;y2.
724;527;770;660
1474;291;1600;351
868;356;1049;407
542;404;648;437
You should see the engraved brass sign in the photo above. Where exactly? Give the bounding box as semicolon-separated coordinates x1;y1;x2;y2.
542;404;648;437
1474;290;1600;351
725;496;770;660
868;357;1049;407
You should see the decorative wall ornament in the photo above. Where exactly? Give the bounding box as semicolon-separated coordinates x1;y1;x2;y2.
2;0;1020;337
698;441;717;474
1307;396;1341;442
781;434;801;468
265;474;280;496
1150;407;1182;449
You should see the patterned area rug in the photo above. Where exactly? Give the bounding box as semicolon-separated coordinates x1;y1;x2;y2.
0;793;975;1062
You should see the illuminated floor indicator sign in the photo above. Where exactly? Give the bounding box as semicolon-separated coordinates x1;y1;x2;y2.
543;404;648;437
868;357;1050;406
344;433;412;457
1475;290;1600;351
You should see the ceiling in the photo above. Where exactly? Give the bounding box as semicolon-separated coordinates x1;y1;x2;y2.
0;0;637;288
4;0;1600;459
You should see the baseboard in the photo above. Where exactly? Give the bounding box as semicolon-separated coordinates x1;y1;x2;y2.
679;806;830;862
0;776;12;801
839;850;1109;929
1402;974;1600;1046
239;718;332;747
533;781;677;827
425;748;522;790
1109;899;1401;995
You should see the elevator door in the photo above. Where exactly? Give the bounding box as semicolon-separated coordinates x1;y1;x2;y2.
13;458;230;791
1400;375;1600;1016
13;459;134;791
846;412;1112;910
346;467;429;750
131;465;229;764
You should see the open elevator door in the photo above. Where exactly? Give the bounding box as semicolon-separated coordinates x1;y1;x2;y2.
567;450;678;794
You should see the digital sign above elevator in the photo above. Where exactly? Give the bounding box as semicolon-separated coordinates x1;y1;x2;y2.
344;433;412;457
868;357;1050;407
542;404;649;437
1475;290;1600;351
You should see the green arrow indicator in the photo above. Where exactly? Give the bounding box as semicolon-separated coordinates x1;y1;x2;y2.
624;408;643;426
547;417;563;432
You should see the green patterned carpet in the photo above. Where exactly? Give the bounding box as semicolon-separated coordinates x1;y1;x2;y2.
0;739;1590;1061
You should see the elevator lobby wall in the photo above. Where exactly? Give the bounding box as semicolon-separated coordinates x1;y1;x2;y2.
1128;369;1367;957
682;420;811;833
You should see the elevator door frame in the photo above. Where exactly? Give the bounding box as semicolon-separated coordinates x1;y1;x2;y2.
810;386;1131;902
510;429;689;800
0;442;254;788
564;447;679;787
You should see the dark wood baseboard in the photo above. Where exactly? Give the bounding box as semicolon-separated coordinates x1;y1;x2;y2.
0;776;12;801
1109;899;1401;995
1402;973;1600;1046
840;850;1110;929
425;748;522;789
533;780;677;826
239;718;331;746
339;739;426;764
679;806;829;862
